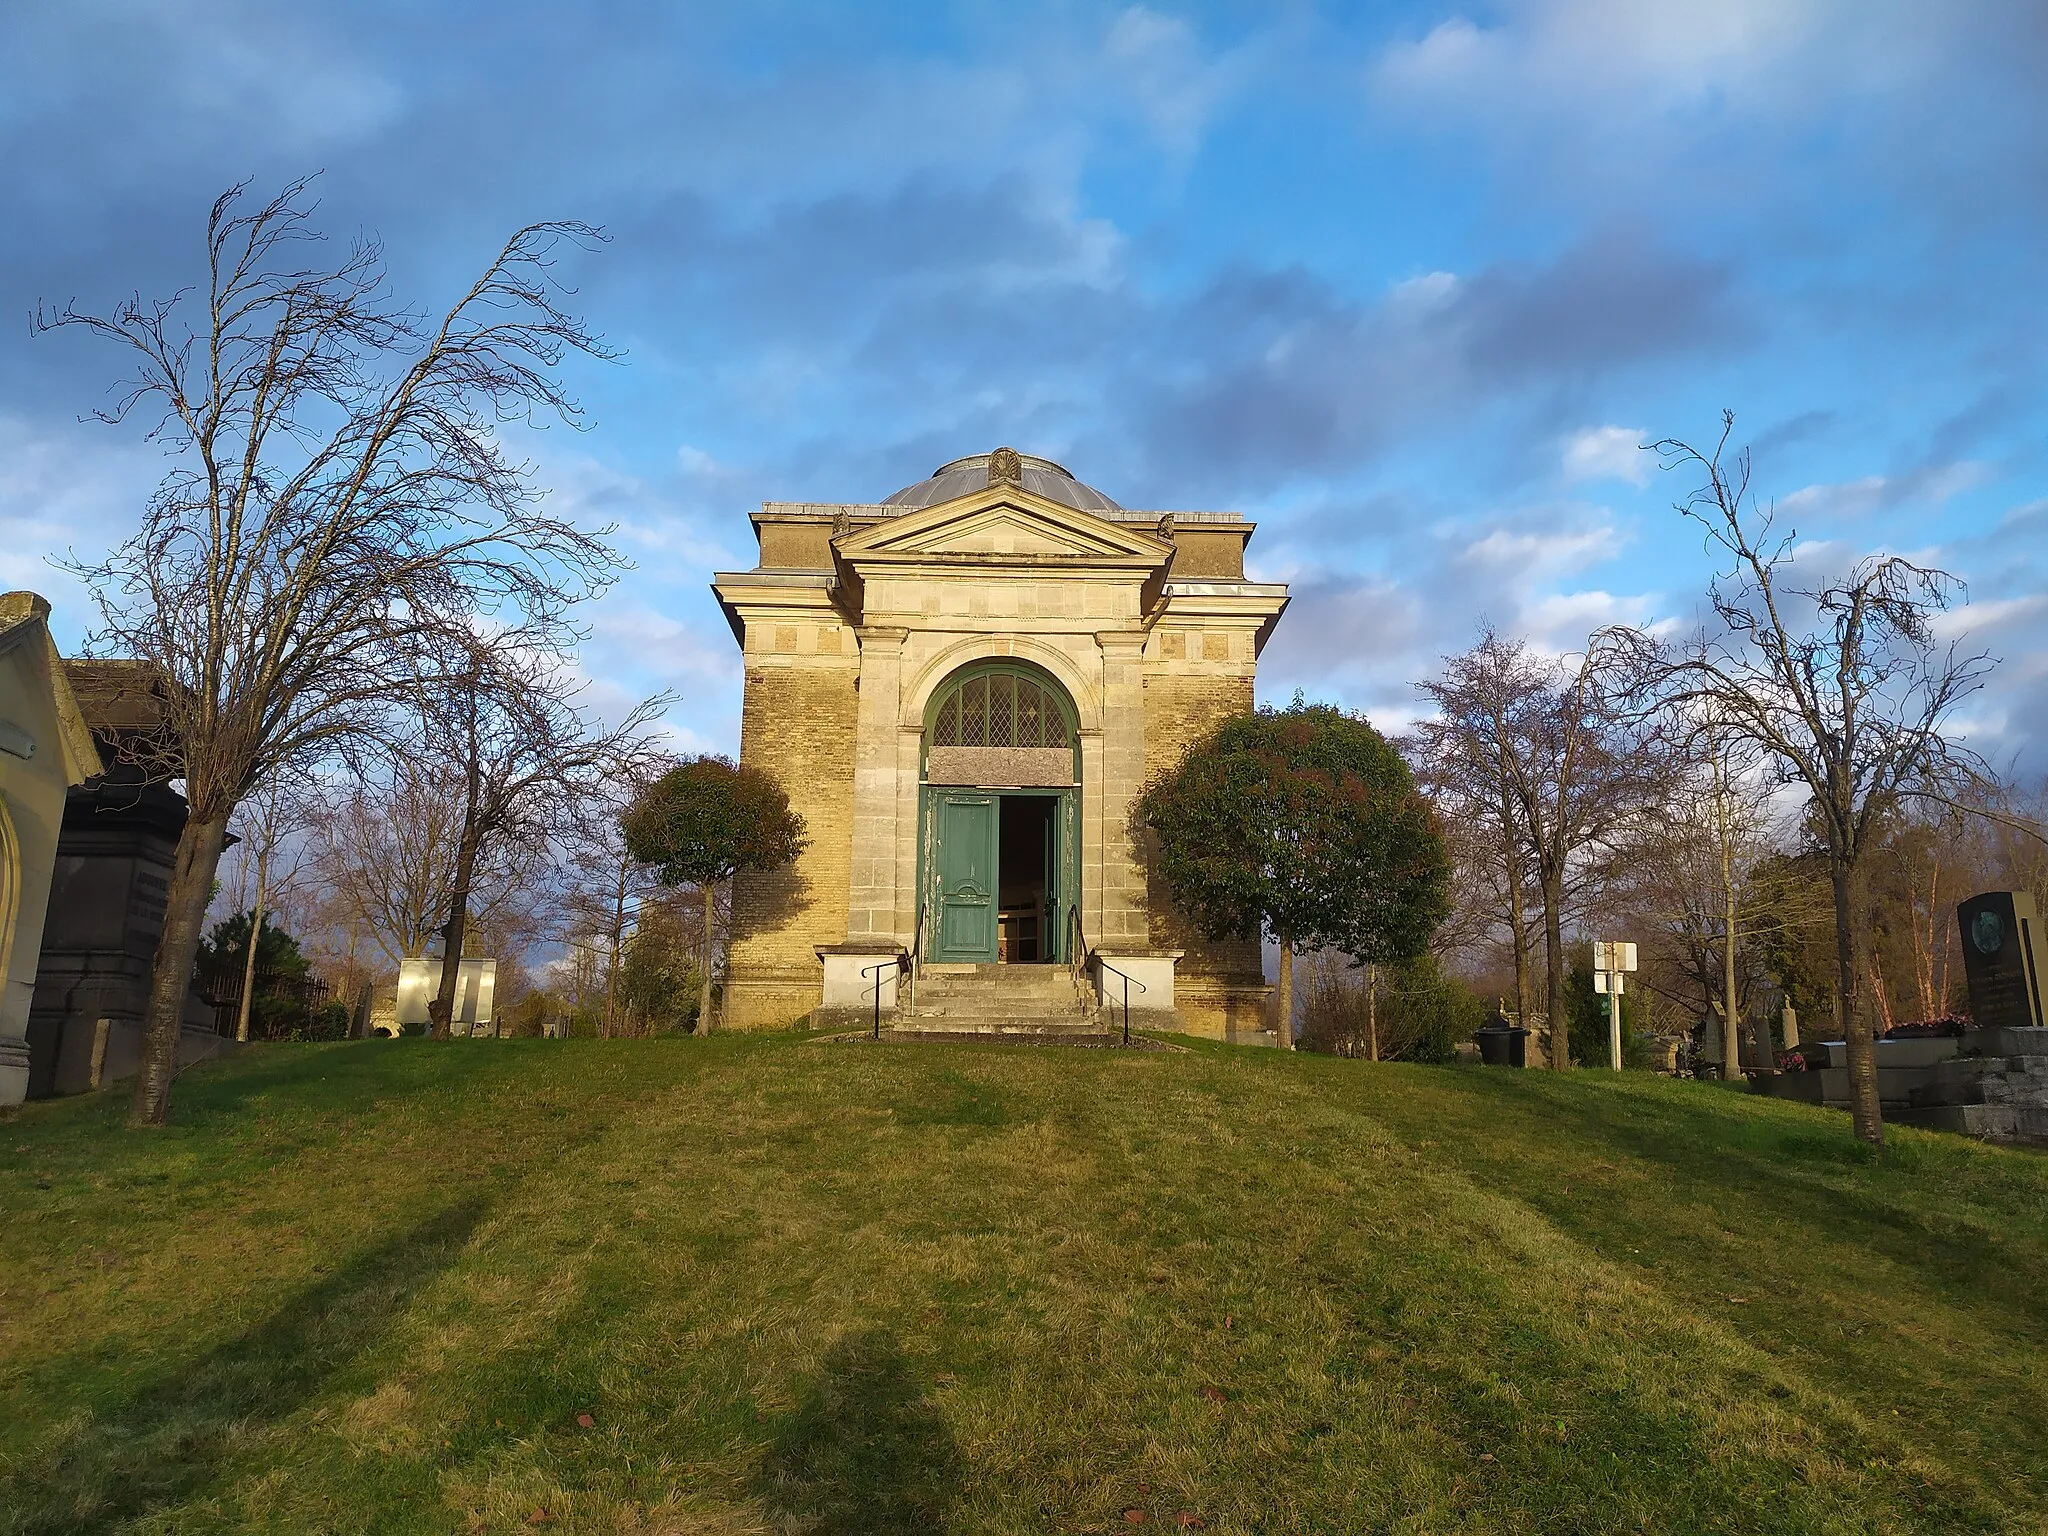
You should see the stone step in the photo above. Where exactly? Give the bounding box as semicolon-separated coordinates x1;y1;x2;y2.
909;1024;1114;1036
919;963;1071;978
890;1021;1108;1037
896;1011;1100;1025
872;1026;1128;1047
905;999;1081;1011
915;977;1078;989
901;999;1081;1011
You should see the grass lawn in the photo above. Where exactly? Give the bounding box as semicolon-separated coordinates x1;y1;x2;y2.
2;1034;2045;1535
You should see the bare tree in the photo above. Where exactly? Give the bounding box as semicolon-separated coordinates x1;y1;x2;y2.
1415;628;1650;1068
408;628;665;1040
38;179;619;1124
1621;705;1787;1075
559;761;675;1037
219;778;312;1043
1645;413;1993;1145
1410;632;1541;1042
307;754;550;970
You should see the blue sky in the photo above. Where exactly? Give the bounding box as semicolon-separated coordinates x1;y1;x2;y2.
3;2;2045;772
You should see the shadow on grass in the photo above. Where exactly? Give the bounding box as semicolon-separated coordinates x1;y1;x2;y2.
161;1038;518;1125
755;1330;961;1534
1501;1079;2048;1325
0;1196;486;1536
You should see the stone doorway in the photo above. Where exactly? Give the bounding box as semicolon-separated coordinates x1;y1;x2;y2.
925;788;1074;965
997;794;1057;962
920;660;1081;968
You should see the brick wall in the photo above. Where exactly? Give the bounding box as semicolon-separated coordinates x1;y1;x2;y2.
724;643;859;1028
1140;663;1270;1038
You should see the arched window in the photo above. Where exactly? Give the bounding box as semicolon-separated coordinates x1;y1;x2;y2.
929;669;1071;750
923;662;1078;787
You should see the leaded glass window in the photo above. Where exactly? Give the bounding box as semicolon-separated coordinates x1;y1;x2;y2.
929;666;1073;749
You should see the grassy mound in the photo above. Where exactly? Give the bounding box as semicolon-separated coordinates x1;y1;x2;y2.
2;1035;2044;1534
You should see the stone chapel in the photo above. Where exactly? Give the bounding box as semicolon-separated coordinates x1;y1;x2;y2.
711;449;1289;1040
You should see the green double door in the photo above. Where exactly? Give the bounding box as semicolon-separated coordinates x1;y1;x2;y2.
925;789;1074;964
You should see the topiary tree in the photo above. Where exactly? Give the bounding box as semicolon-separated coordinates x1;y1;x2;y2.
621;755;807;1033
1139;700;1452;1049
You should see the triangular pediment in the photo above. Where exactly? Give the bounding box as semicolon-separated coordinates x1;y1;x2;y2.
837;486;1171;566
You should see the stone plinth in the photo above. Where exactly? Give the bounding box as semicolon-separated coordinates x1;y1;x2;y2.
1091;950;1181;1023
816;943;905;1027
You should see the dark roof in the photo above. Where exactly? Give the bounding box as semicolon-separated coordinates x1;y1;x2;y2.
882;452;1121;514
66;660;175;736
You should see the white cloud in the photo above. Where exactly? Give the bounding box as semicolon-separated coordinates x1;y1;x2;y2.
1523;587;1659;649
1386;270;1460;319
1562;424;1650;484
0;413;161;642
1932;593;2048;642
1104;8;1229;157
1454;518;1625;578
1776;461;1989;524
1778;474;1888;521
1376;2;1856;120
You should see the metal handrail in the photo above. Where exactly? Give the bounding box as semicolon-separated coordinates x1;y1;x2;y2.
1065;906;1146;1045
859;960;897;1041
908;900;928;1010
1098;959;1146;1046
1066;905;1089;1010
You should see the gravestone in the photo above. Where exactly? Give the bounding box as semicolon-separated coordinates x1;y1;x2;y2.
1956;891;2047;1031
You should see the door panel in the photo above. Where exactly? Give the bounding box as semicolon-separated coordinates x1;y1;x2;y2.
934;794;998;962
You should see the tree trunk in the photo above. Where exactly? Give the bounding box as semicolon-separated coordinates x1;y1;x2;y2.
1913;861;1939;1021
1715;764;1742;1078
1365;963;1378;1062
129;810;232;1127
1542;875;1569;1069
234;847;268;1044
1507;867;1532;1029
1275;935;1295;1050
431;832;482;1041
1498;793;1533;1035
698;881;716;1035
603;854;628;1038
1870;951;1896;1034
1830;856;1883;1146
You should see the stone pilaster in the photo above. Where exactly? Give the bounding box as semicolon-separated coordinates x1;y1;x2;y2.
846;626;907;946
1096;631;1150;951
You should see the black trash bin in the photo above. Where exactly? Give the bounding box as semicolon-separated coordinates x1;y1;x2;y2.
1473;1023;1530;1067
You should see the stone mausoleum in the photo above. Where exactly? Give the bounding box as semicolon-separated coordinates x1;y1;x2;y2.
712;449;1289;1039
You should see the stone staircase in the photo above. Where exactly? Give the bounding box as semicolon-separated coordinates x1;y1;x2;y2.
887;962;1111;1043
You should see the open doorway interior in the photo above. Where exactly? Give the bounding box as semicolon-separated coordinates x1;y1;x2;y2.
998;795;1056;962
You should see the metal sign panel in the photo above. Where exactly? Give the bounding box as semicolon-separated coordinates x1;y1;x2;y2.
1594;941;1637;973
396;957;498;1031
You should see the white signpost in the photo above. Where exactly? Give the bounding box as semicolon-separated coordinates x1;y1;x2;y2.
1593;941;1637;1071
